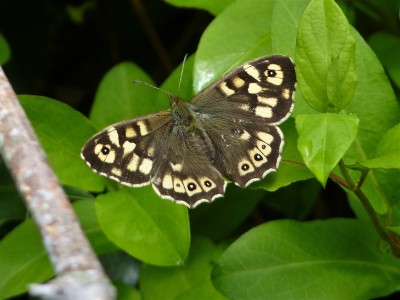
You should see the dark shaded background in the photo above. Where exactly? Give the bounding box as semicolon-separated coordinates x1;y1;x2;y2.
0;0;211;113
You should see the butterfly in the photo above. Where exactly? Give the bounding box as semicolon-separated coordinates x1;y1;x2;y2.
81;55;296;208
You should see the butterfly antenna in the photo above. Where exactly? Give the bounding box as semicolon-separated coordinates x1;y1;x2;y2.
131;80;172;98
176;54;188;97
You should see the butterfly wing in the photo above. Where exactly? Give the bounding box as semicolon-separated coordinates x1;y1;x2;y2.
150;129;226;207
81;111;171;187
189;55;296;187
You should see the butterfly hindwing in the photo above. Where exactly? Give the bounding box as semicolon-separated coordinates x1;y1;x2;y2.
150;132;226;207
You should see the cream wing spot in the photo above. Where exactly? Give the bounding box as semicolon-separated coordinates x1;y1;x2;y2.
258;96;278;107
125;127;137;138
173;178;185;193
107;127;120;147
257;132;274;144
170;162;183;172
183;178;202;196
200;177;216;192
232;76;245;88
238;159;255;176
162;174;173;190
139;158;153;175
137;121;149;135
123;141;136;157
147;147;155;156
111;167;122;177
127;153;140;172
219;81;235;96
239;104;250;111
240;130;251;141
243;63;261;81
257;140;272;156
94;144;104;155
255;106;273;118
282;88;290;99
248;83;263;94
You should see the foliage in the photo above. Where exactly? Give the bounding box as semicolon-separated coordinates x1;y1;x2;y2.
1;0;400;299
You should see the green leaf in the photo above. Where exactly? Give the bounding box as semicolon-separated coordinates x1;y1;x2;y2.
0;220;53;299
361;123;400;169
271;0;309;57
194;0;275;91
19;95;105;192
0;199;112;299
0;33;11;64
296;0;356;112
296;113;359;186
115;283;141;300
165;0;234;16
96;187;190;266
326;40;357;111
140;236;226;300
212;219;400;299
90;62;165;128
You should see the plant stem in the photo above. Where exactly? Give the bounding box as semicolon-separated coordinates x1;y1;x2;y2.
338;160;400;257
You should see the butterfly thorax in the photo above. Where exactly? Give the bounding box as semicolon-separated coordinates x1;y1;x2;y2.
170;95;195;129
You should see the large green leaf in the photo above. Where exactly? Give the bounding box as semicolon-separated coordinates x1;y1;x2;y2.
296;0;356;112
19;95;105;192
296;113;359;186
194;0;275;91
96;187;190;266
212;219;400;299
140;236;226;300
90;62;165;128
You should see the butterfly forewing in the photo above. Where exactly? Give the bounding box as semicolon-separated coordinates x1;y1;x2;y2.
192;55;295;124
81;112;170;186
81;55;296;208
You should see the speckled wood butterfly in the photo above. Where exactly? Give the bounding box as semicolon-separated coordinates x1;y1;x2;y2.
81;55;296;208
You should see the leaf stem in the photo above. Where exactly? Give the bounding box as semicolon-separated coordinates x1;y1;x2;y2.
338;160;400;257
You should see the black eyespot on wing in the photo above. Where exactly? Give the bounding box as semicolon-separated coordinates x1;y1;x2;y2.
101;146;110;155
